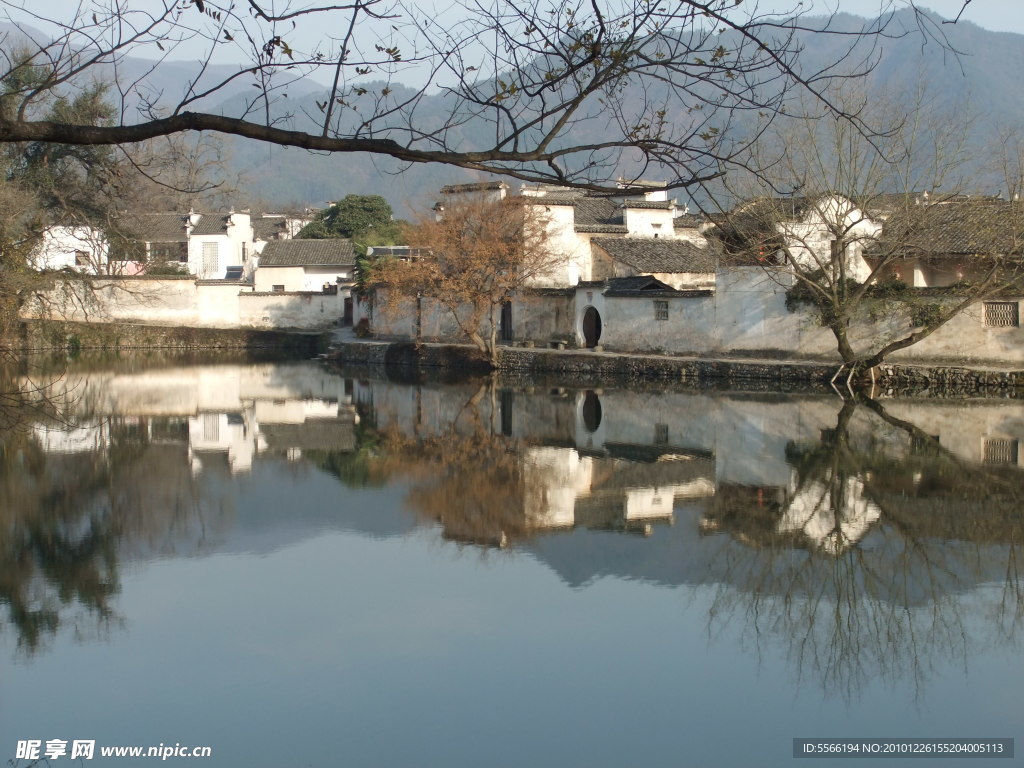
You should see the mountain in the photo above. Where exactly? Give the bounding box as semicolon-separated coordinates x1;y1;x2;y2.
206;7;1024;212
7;9;1024;213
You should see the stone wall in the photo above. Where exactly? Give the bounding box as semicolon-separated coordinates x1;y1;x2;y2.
331;340;1024;394
21;319;326;352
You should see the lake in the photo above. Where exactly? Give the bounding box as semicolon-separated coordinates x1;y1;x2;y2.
1;355;1021;767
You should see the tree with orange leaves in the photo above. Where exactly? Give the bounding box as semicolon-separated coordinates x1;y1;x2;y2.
371;194;556;367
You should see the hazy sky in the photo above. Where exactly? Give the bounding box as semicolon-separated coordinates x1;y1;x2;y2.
835;0;1024;33
11;1;1024;36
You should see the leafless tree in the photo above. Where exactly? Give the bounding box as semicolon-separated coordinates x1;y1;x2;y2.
706;82;1024;380
0;0;960;194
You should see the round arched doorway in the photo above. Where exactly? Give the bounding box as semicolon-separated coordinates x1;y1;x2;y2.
582;306;602;348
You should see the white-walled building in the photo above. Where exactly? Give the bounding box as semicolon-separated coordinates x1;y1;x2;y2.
32;225;110;274
188;210;255;280
253;239;357;293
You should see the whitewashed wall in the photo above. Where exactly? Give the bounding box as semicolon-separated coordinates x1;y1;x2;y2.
254;265;354;292
33;226;109;273
24;277;344;330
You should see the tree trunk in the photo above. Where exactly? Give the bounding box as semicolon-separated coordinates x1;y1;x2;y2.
830;320;857;365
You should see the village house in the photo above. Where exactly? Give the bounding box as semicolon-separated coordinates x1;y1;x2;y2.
254;239;357;293
367;184;1024;364
23;182;1023;365
254;239;358;323
32;225;110;273
435;180;718;288
864;195;1024;288
707;194;881;282
187;210;255;280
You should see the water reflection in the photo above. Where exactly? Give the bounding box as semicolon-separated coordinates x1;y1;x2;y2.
0;358;1021;704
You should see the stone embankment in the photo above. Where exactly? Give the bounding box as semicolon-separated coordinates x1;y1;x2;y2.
330;339;1024;395
19;320;327;352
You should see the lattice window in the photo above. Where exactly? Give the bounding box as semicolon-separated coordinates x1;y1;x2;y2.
654;300;669;321
983;301;1019;327
201;242;219;277
202;413;220;442
983;438;1019;465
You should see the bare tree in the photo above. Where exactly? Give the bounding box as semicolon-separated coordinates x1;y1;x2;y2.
0;0;955;193
707;83;1024;380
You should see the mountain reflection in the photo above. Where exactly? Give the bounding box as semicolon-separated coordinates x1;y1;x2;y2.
0;358;1021;700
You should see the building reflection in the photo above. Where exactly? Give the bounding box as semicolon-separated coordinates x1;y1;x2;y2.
25;363;360;476
2;359;1022;696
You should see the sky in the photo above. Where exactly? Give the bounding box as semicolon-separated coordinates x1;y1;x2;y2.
10;1;1024;39
5;0;1024;86
833;0;1024;33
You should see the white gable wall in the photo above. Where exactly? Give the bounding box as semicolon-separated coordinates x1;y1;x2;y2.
623;206;676;237
33;226;109;274
254;265;354;293
188;212;254;279
778;196;881;282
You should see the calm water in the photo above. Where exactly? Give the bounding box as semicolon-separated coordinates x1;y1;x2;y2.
1;356;1021;767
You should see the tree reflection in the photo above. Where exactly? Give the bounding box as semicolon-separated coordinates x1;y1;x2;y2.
0;400;209;653
700;397;1023;700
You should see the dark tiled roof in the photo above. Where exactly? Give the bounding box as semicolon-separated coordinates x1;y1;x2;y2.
521;195;580;207
440;181;508;194
605;275;675;292
122;213;190;242
673;213;706;229
857;192;986;219
260;419;356;451
259;239;356;267
621;200;673;210
868;199;1024;258
707;197;823;255
252;216;288;240
190;214;232;236
574;198;626;233
593;237;718;273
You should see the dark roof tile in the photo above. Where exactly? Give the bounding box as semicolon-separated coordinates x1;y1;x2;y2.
252;216;288;240
869;199;1024;257
121;213;190;242
593;237;718;273
259;239;356;267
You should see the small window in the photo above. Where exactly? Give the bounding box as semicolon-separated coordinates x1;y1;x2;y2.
983;438;1018;465
74;250;90;266
654;423;669;444
984;301;1019;327
654;300;669;321
272;285;285;293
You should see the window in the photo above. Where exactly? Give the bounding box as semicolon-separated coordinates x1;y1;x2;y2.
983;301;1019;327
654;300;669;321
201;241;219;277
654;423;669;444
149;243;187;262
983;438;1019;465
272;285;285;293
202;413;220;442
241;242;248;263
74;250;90;266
